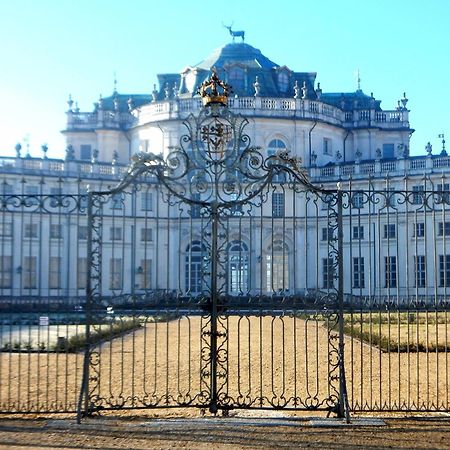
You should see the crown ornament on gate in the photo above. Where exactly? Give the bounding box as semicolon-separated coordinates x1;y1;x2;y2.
197;68;231;106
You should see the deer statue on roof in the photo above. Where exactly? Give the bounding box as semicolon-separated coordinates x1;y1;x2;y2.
223;22;245;42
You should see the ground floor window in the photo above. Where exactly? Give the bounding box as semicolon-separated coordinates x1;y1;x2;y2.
228;241;249;294
266;240;289;292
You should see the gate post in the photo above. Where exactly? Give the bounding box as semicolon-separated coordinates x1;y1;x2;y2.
209;201;219;414
337;188;350;422
77;191;93;423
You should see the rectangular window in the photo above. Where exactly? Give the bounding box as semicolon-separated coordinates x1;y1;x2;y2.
352;225;364;240
439;255;450;287
78;225;88;240
138;259;152;289
1;184;13;195
412;185;424;205
229;193;243;216
110;226;122;241
351;191;364;209
437;183;450;204
272;192;285;218
414;222;425;238
77;257;87;289
24;185;39;205
383;223;396;239
140;228;153;242
50;187;62;207
50;224;63;239
415;255;426;288
49;256;61;289
111;193;123;210
353;257;365;289
322;227;334;241
141;192;153;211
191;193;201;218
385;256;397;288
80;144;92;161
24;223;38;238
50;187;61;195
0;222;12;237
23;256;37;289
0;255;12;288
382;143;395;159
322;257;334;289
25;185;39;195
438;222;450;236
110;258;122;290
323;138;332;155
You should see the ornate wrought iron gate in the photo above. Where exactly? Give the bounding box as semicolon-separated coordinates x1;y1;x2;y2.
77;74;349;420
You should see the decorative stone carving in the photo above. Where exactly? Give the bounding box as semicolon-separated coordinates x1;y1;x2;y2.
152;84;158;102
253;76;261;97
293;80;300;99
301;81;308;99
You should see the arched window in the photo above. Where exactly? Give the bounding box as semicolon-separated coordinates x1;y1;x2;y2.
267;139;286;156
227;240;249;294
267;139;287;182
277;71;289;93
228;67;245;92
266;239;289;293
185;240;206;294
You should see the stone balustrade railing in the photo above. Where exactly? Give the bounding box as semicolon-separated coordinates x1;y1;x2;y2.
311;155;450;181
66;97;410;131
2;153;448;184
0;156;128;179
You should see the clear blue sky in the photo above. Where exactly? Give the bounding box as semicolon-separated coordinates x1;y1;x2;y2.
0;0;449;159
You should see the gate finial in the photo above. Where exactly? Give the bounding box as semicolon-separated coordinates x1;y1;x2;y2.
197;68;231;106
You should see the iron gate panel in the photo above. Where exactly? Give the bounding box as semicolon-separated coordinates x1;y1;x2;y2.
340;187;450;412
78;91;346;417
0;193;87;414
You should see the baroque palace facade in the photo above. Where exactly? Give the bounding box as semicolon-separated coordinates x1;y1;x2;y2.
0;40;449;305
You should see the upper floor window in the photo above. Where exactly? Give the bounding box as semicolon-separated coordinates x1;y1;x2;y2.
411;185;425;205
438;221;450;236
277;71;289;93
0;223;13;237
323;138;332;155
110;226;122;241
267;139;286;156
352;225;364;240
140;228;153;242
351;191;364;209
78;226;88;240
80;145;92;161
50;224;63;239
111;193;123;210
141;192;153;211
437;183;450;204
414;222;425;238
382;143;395;159
267;139;287;182
272;192;285;218
1;184;13;195
24;223;38;238
322;227;334;241
25;185;39;195
228;67;245;91
383;223;396;239
25;185;39;206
